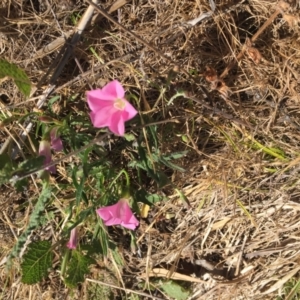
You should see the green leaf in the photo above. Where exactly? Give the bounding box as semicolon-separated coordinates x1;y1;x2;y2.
158;156;185;172
245;133;287;161
111;247;124;266
0;59;31;97
285;279;300;300
159;280;190;300
167;151;188;160
146;125;158;149
47;95;60;113
0;154;13;184
13;177;29;192
175;189;191;207
65;251;95;288
71;166;88;206
94;223;109;257
9;183;52;260
11;156;45;181
181;135;189;143
21;241;53;284
0;154;13;168
124;133;135;141
146;193;163;204
18;156;45;173
133;189;164;205
156;171;170;188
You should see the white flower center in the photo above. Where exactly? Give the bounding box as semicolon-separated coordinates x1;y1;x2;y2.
114;98;126;110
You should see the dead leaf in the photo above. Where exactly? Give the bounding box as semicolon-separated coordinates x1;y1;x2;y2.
212;80;231;99
212;217;232;230
204;66;218;82
247;47;262;64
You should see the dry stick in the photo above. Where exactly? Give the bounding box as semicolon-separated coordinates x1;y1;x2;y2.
32;31;73;61
220;8;281;79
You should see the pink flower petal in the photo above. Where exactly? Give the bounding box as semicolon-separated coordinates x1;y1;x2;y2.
119;201;139;223
39;140;56;174
50;128;63;152
48;165;56;174
123;101;138;120
96;203;120;222
102;80;125;99
51;137;63;152
121;220;139;230
104;217;122;226
86;81;125;111
66;228;77;249
96;199;139;230
87;93;115;111
89;105;116;128
109;112;125;136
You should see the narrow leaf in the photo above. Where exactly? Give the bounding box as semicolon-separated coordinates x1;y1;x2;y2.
0;59;31;97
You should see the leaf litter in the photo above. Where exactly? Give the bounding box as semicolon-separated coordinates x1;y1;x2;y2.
1;0;300;299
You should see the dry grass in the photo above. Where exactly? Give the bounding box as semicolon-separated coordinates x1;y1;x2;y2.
1;0;300;299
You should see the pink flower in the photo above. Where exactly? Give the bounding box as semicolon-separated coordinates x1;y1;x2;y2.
38;128;63;174
67;228;78;249
87;80;138;136
39;140;56;174
96;199;139;230
50;128;63;152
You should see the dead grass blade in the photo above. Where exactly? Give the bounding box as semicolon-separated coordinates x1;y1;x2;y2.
140;268;206;284
262;266;300;295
